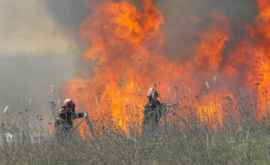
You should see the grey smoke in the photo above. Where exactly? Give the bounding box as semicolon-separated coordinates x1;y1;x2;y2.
0;0;259;116
158;0;257;58
45;0;258;58
0;0;79;116
46;0;88;34
0;0;78;56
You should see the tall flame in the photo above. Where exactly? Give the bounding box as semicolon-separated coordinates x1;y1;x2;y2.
65;0;270;136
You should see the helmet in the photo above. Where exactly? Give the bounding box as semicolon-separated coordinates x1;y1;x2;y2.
63;98;75;109
147;87;155;97
64;98;72;105
147;87;159;99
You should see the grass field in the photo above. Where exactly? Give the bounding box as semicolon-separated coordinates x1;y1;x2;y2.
1;108;270;165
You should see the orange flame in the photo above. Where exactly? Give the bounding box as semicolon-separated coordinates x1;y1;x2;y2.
65;0;270;136
196;90;238;130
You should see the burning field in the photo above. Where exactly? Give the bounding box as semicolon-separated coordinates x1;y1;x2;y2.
65;0;270;136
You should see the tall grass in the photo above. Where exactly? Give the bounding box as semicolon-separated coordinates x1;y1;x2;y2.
0;96;270;165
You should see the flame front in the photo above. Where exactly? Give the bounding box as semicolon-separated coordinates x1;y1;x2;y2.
65;0;270;136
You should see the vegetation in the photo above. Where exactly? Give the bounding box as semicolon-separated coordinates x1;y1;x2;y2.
1;107;270;165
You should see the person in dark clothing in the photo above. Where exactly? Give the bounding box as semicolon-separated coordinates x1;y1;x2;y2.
144;85;165;134
55;98;87;137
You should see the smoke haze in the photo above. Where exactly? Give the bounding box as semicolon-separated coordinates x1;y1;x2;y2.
158;0;257;58
0;0;260;116
0;0;83;114
0;0;79;56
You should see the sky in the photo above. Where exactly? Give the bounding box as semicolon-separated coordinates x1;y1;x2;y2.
0;0;80;57
0;0;86;115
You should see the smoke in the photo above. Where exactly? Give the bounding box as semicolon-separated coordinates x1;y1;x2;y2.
43;0;259;58
0;56;75;113
0;0;77;56
0;0;82;117
157;0;257;58
46;0;88;35
0;0;261;124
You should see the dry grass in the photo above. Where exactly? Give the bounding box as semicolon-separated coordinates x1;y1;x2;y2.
0;96;270;165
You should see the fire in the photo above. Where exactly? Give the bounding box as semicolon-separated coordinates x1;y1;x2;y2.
251;0;270;119
65;0;270;136
196;91;238;130
67;0;172;135
195;17;229;74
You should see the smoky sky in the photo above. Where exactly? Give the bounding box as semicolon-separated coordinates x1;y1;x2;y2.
0;0;79;56
0;0;79;117
0;0;259;114
46;0;258;58
45;0;88;40
158;0;258;58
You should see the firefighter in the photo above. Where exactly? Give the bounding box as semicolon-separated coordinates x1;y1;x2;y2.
144;85;163;134
147;85;161;108
55;98;87;137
